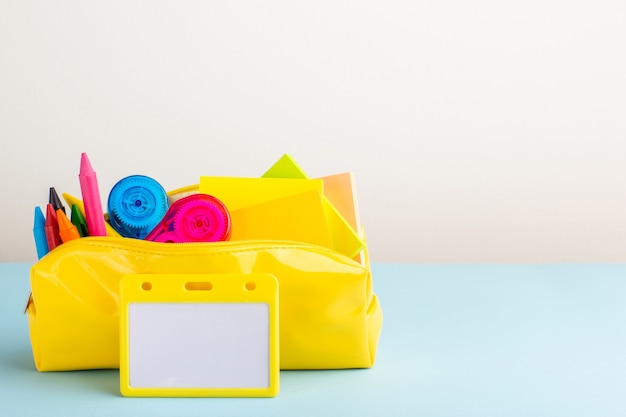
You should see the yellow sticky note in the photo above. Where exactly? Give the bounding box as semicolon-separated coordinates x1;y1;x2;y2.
318;172;360;234
199;177;333;249
261;155;365;258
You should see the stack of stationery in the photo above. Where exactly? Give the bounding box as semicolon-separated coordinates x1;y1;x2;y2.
34;153;366;262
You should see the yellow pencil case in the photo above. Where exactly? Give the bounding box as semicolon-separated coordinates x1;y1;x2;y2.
27;236;382;372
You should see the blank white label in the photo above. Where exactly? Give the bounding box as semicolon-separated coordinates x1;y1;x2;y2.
128;303;270;389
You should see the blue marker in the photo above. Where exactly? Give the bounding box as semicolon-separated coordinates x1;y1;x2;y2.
33;206;49;259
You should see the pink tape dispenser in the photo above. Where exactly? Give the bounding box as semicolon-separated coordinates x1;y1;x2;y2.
145;194;231;243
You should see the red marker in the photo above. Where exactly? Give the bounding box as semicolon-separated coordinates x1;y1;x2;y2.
79;153;106;236
44;204;62;251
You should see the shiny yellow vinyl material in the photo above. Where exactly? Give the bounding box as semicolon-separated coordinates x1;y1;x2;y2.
28;237;382;372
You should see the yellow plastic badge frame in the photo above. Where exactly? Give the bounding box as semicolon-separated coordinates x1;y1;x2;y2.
119;273;280;398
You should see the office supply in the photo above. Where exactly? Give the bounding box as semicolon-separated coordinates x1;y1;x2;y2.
119;273;279;397
70;204;89;237
79;152;106;236
43;204;62;251
198;177;333;249
201;176;322;211
28;235;381;372
145;194;231;243
57;209;81;243
261;154;365;258
33;206;49;259
261;154;307;179
317;172;366;266
63;192;121;237
48;187;65;214
107;175;169;239
318;172;360;234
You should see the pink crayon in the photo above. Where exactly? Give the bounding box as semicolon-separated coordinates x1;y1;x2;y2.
79;153;106;236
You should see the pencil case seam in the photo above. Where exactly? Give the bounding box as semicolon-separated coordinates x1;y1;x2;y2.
67;240;357;261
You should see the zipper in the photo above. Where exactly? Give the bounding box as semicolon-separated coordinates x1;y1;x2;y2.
24;236;363;314
54;236;345;256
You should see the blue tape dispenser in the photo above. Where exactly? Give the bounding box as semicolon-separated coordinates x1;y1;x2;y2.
107;175;169;239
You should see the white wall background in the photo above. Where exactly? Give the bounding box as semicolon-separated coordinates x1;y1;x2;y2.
1;0;625;263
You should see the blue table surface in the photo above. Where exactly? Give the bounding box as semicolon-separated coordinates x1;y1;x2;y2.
2;263;626;416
